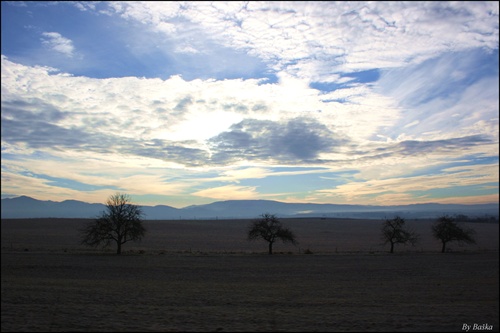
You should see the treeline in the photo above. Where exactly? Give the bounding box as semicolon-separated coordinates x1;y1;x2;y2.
453;214;498;223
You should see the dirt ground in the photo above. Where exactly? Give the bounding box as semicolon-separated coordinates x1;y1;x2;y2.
1;218;499;332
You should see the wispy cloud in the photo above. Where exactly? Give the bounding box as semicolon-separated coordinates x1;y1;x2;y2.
192;184;260;201
40;32;75;57
316;163;499;205
103;1;499;80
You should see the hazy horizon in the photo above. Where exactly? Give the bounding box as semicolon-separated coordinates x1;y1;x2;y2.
3;194;499;210
1;2;499;208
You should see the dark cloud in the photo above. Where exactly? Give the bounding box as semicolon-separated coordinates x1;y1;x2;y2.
208;117;349;164
251;103;268;112
368;135;494;160
1;99;209;166
173;96;193;112
1;118;92;149
1;99;89;149
222;103;249;113
2;99;68;123
2;118;208;166
127;139;209;167
396;135;493;155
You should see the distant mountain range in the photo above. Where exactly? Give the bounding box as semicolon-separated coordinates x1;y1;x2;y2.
1;195;498;220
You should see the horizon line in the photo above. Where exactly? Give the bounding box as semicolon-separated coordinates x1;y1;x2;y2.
2;195;499;209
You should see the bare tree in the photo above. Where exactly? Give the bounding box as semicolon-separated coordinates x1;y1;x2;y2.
247;213;298;254
381;216;419;253
432;215;476;253
80;193;146;254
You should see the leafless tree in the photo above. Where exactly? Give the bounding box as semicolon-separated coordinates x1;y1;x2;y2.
247;213;298;254
80;193;146;254
432;215;476;253
381;216;419;253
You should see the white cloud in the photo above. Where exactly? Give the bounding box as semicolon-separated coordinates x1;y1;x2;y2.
2;54;496;169
1;56;399;149
99;1;498;82
220;167;271;182
40;32;75;57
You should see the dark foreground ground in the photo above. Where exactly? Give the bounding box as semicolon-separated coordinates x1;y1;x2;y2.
1;218;499;332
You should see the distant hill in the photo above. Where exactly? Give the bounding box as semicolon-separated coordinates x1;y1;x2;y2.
1;196;106;219
1;196;498;220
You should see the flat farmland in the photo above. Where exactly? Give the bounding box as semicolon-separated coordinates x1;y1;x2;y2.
1;218;499;332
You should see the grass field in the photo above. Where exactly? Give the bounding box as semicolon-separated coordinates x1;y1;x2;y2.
1;218;499;332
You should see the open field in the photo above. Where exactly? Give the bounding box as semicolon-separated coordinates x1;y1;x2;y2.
2;218;499;332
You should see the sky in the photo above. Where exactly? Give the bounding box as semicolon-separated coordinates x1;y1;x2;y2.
1;1;499;208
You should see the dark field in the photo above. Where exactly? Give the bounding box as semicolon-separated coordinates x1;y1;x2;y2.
1;218;499;332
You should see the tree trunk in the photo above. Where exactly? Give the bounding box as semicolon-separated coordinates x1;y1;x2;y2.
441;242;446;253
268;241;273;255
117;241;122;255
390;242;394;253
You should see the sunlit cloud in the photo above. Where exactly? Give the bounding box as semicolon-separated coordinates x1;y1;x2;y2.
192;184;260;201
316;163;499;205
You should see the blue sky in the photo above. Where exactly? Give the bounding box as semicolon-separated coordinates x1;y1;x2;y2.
1;1;498;208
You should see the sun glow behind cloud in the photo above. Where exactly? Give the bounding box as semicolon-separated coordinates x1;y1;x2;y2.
1;1;498;207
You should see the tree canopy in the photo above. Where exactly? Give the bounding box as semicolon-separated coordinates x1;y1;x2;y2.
247;213;298;254
80;193;146;254
381;216;419;253
432;215;476;253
